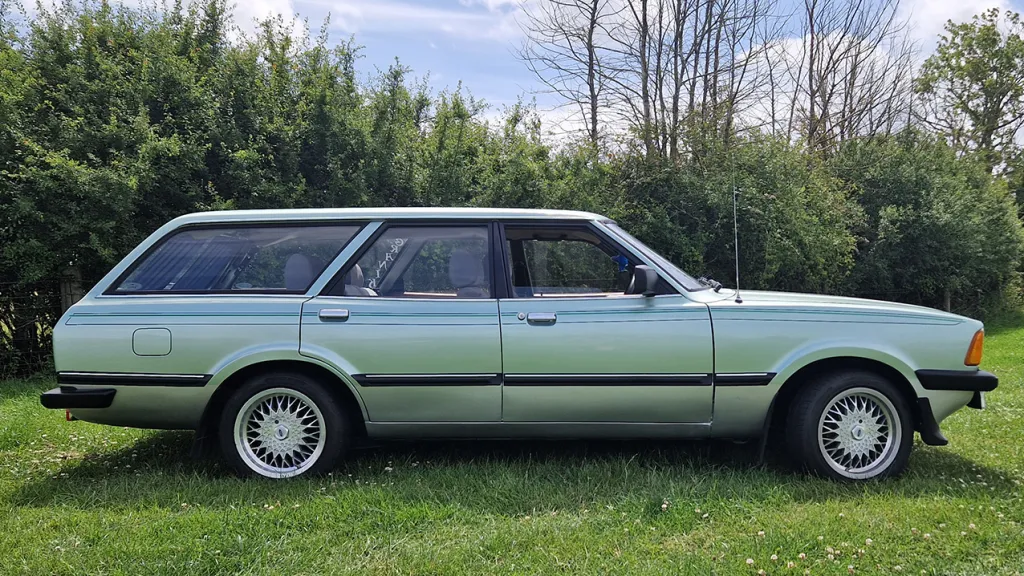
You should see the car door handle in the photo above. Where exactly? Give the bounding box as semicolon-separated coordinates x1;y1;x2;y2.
318;308;350;321
526;312;557;325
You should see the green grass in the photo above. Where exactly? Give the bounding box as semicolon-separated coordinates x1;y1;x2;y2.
3;328;1024;576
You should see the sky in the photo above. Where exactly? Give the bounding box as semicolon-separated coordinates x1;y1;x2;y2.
222;0;1024;117
18;0;1024;124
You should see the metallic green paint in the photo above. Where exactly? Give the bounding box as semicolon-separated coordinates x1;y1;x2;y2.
49;208;988;449
498;295;713;422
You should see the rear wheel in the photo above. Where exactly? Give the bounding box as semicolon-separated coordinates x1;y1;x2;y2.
218;371;348;478
786;371;913;481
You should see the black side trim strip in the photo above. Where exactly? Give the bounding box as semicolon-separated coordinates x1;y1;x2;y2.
916;397;949;446
41;386;116;409
916;369;998;392
714;373;776;386
503;374;712;386
57;372;212;387
353;374;502;387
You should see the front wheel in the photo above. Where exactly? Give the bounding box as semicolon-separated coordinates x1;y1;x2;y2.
218;372;348;479
786;371;913;481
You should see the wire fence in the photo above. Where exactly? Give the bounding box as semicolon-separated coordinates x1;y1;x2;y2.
0;281;66;379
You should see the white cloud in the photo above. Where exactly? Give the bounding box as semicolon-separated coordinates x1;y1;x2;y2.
321;0;523;41
458;0;521;10
230;0;298;35
899;0;1012;51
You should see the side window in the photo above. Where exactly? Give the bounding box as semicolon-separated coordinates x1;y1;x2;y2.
335;226;492;298
506;227;635;297
113;225;360;293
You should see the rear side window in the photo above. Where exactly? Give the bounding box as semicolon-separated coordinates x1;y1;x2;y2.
112;225;360;293
329;226;491;298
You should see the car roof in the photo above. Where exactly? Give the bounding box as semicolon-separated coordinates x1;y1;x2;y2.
171;207;610;226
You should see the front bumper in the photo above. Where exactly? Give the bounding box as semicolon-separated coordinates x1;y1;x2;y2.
916;369;998;392
914;369;997;446
40;386;116;409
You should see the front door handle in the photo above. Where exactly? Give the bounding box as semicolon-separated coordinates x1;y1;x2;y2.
318;308;350;321
526;312;557;325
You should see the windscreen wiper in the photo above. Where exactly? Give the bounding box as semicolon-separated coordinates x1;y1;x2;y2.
697;276;723;292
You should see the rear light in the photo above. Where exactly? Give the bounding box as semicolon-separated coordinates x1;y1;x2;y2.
965;330;984;366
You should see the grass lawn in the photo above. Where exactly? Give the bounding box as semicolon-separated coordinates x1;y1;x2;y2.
2;322;1024;575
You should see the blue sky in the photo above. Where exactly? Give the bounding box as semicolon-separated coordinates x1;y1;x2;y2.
231;0;1024;121
234;0;537;113
22;0;1022;123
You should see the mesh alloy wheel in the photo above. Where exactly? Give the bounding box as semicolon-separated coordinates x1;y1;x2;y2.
233;387;327;478
816;387;903;480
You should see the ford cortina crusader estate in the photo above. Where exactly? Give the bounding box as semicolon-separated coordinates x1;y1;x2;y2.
40;208;997;480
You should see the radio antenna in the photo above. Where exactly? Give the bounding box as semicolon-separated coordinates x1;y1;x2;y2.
732;174;743;304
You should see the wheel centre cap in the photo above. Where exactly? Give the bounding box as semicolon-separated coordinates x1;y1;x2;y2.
274;424;289;441
851;424;865;441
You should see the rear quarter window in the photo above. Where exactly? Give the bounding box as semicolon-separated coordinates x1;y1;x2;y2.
111;224;361;294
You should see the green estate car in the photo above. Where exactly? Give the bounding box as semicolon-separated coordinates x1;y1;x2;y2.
40;208;997;481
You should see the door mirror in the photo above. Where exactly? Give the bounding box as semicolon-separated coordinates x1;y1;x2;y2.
628;265;658;296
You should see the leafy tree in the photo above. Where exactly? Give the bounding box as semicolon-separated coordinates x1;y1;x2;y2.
1;0;1023;374
917;8;1024;172
833;132;1023;312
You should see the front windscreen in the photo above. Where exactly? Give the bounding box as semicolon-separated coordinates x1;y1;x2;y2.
603;222;706;291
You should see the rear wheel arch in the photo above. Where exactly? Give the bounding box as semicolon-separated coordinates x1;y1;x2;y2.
199;360;367;443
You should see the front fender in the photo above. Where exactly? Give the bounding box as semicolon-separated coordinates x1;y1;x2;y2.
712;340;923;437
769;340;924;395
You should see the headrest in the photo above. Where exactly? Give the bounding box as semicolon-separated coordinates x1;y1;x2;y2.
284;253;315;291
346;264;365;287
448;249;485;289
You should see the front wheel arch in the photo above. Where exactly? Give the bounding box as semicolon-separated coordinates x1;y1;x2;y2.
766;357;923;448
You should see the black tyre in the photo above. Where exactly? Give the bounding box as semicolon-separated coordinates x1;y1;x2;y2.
786;370;913;481
218;371;348;479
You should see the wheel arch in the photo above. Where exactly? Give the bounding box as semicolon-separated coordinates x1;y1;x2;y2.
772;356;917;420
197;359;368;452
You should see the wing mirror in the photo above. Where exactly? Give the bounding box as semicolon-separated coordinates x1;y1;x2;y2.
629;265;659;296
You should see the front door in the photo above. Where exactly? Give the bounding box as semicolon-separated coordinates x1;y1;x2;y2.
301;223;503;422
498;222;714;423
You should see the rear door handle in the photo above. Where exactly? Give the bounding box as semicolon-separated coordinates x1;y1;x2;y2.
318;308;350;321
526;312;557;325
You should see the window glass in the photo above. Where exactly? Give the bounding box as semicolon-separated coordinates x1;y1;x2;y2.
506;228;634;297
338;226;491;298
114;225;359;293
603;222;705;291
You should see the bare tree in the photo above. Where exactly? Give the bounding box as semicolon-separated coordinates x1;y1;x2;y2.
518;0;618;146
519;0;911;158
763;0;915;151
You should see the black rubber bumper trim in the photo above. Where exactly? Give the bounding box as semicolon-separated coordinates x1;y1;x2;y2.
916;397;948;446
40;386;116;409
968;391;985;409
57;372;211;387
915;369;998;392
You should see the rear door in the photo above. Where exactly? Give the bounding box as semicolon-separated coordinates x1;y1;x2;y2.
300;222;503;423
497;221;714;423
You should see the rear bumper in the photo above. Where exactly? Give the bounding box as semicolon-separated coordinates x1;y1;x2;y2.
40;386;116;409
916;369;998;392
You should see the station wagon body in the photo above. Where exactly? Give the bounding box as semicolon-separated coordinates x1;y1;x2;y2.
41;208;998;480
